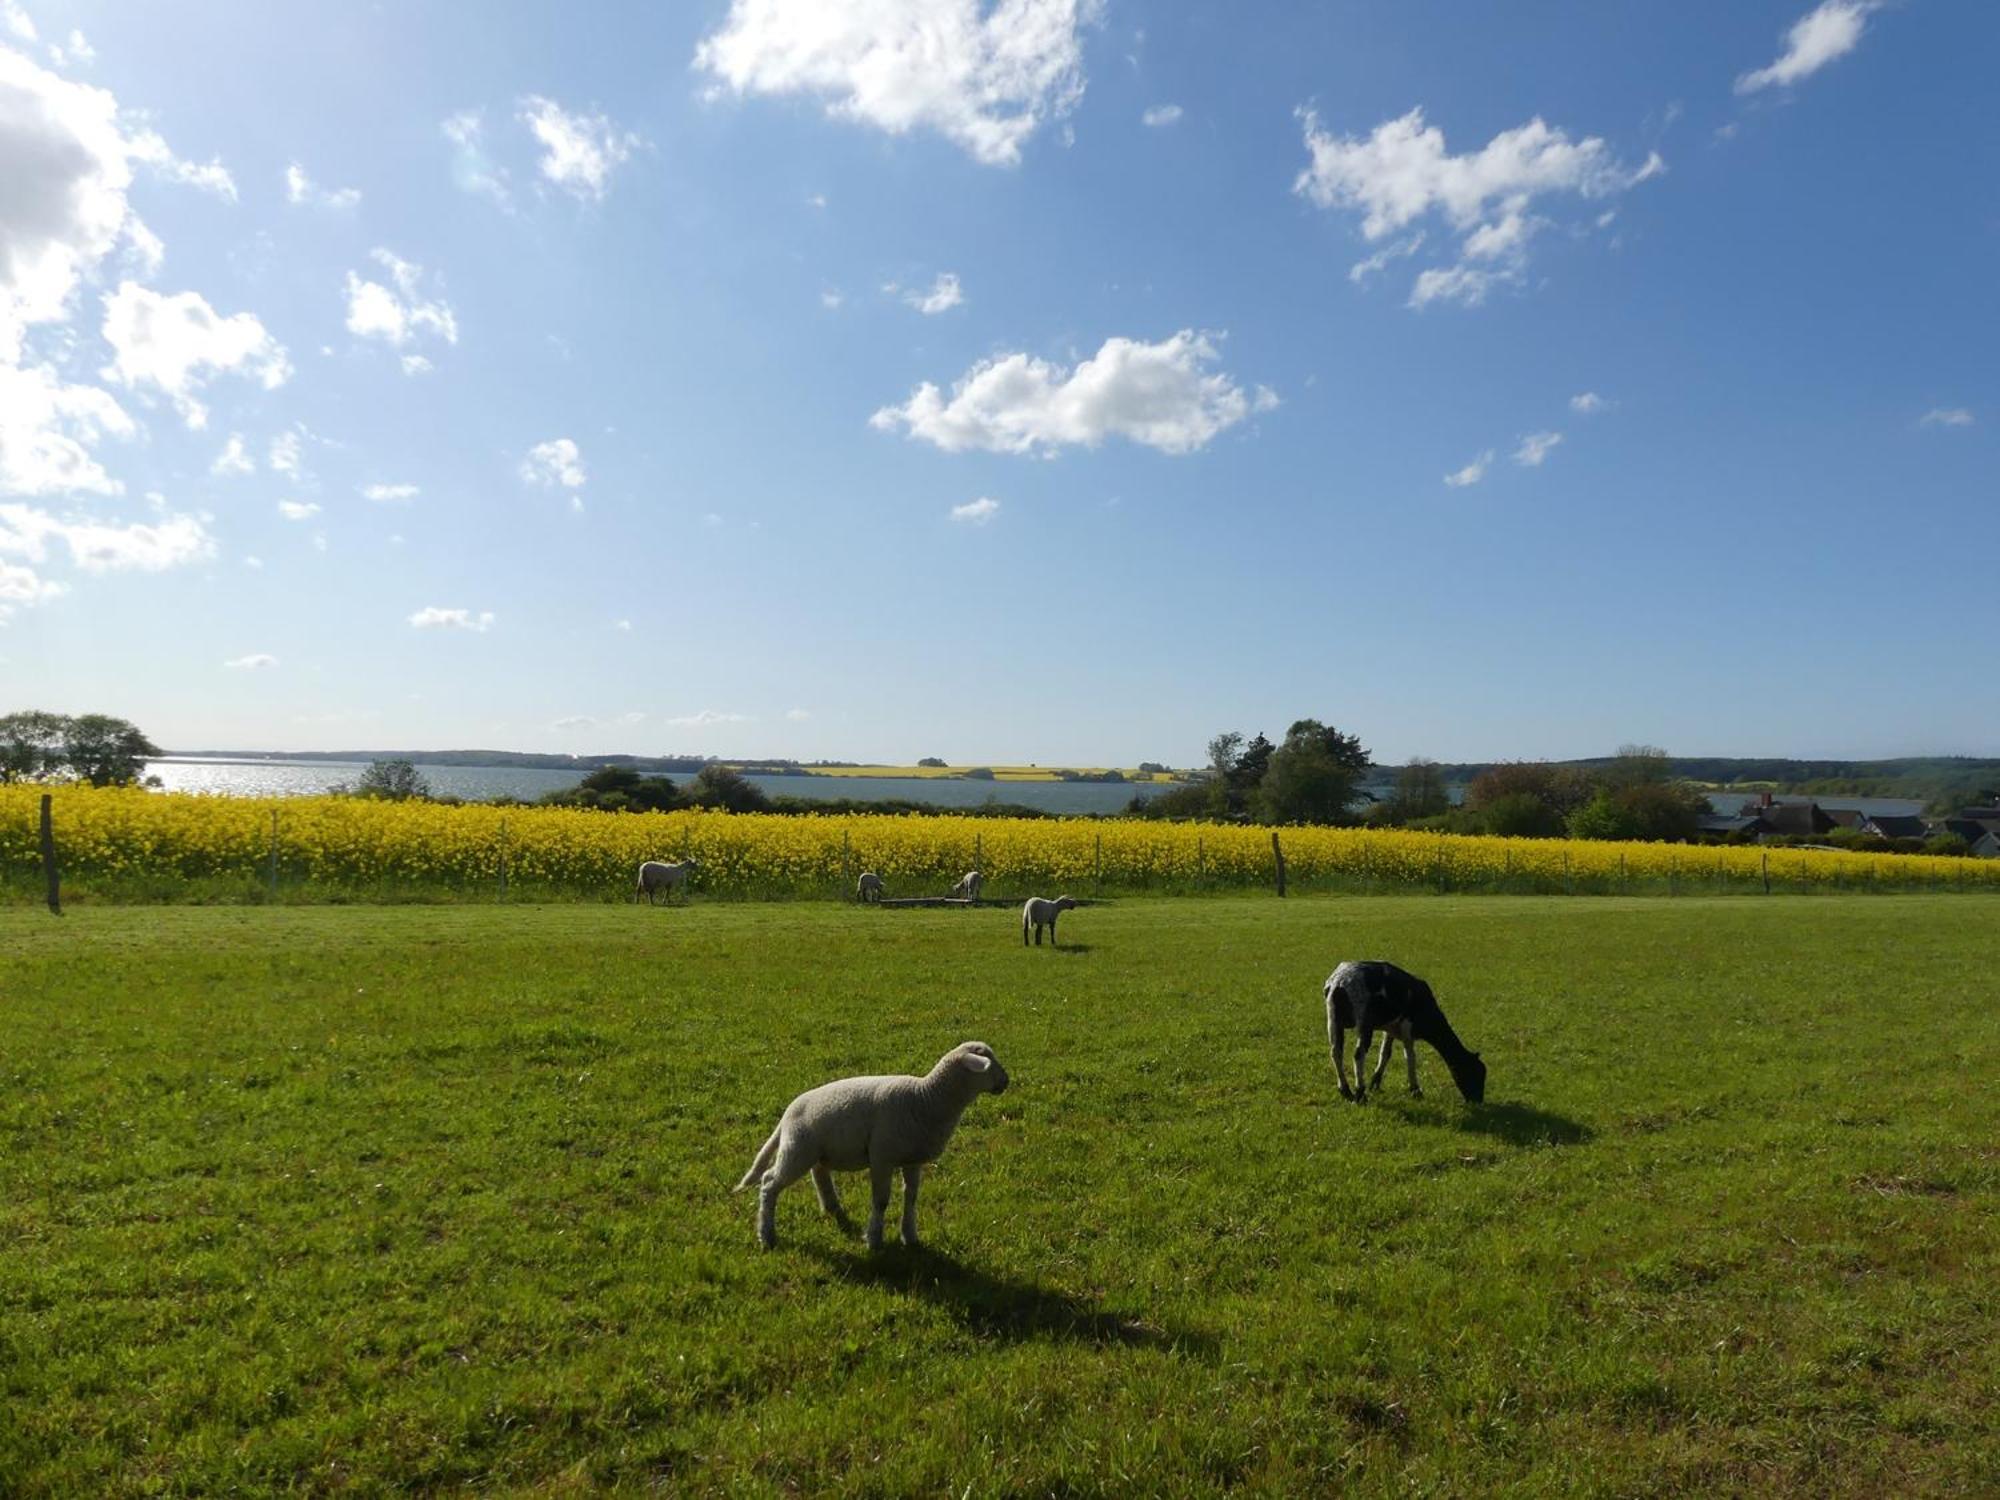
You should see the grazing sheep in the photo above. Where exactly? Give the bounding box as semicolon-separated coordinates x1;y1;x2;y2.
1021;895;1078;946
734;1042;1010;1250
949;870;984;903
634;858;700;905
855;871;885;903
1324;960;1486;1103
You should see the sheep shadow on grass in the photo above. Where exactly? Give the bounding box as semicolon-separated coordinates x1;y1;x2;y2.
1392;1097;1592;1146
803;1243;1212;1355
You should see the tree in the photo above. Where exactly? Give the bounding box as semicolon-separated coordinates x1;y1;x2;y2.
354;759;431;801
571;765;679;812
1466;761;1596;822
0;711;70;782
685;763;770;813
1381;757;1450;824
1606;743;1673;789
1568;782;1707;842
1255;720;1370;825
917;757;948;768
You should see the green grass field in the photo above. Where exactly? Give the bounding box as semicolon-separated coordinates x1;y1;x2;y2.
5;897;1997;1495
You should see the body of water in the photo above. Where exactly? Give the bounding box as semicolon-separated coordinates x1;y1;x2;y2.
1704;791;1925;819
144;758;1177;816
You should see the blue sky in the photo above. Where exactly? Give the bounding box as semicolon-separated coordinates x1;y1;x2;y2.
2;1;1993;764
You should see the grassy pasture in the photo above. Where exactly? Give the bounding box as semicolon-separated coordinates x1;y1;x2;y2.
3;896;1997;1495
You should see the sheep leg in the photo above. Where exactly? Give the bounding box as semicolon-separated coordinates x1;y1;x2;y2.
1370;1032;1395;1092
1330;1014;1354;1100
900;1164;923;1246
865;1161;895;1251
1353;1027;1374;1102
1404;1038;1422;1097
811;1165;853;1229
756;1141;815;1249
1048;915;1058;948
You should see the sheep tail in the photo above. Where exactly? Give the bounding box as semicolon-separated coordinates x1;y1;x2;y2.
734;1128;780;1192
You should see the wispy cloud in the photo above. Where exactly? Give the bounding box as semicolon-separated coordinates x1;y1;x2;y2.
1141;104;1182;128
1736;1;1879;95
1512;431;1563;466
950;496;1001;525
1920;407;1974;428
1569;391;1609;414
1444;450;1494;488
409;606;494;632
223;652;277;669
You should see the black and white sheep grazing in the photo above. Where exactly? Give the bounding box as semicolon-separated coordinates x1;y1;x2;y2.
1021;895;1078;946
733;1042;1010;1250
949;870;984;903
634;858;700;905
1324;960;1486;1103
856;871;885;903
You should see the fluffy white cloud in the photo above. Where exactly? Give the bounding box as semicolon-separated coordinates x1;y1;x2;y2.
409;606;494;632
665;709;751;726
3;4;34;42
360;482;419;502
1513;431;1563;467
47;29;93;67
0;361;134;495
400;354;433;376
1348;232;1425;284
902;272;963;315
276;499;319;521
284;161;360;209
1297;106;1661;309
0;500;214;577
268;429;302;479
0;555;62;618
1570;391;1608;414
124;128;236;201
224;652;277;669
950;496;1000;524
1443;450;1494;488
694;0;1097;167
1141;104;1182;127
98;282;290;427
210;432;254;476
521;437;585;489
344;248;457;351
518;95;641;201
1736;2;1878;95
1920;407;1974;428
872;330;1275;456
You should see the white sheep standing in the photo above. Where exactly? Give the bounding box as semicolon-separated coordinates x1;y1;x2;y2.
634;858;700;905
1021;895;1079;947
855;871;885;903
733;1041;1010;1250
948;870;984;903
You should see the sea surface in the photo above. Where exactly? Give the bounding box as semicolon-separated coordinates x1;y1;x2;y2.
143;757;1177;815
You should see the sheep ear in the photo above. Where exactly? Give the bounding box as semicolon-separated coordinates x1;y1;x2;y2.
961;1052;992;1072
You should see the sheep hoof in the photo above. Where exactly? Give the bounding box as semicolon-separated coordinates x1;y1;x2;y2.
1410;1086;1423;1098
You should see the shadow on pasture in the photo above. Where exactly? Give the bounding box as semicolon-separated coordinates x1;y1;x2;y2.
1454;1100;1594;1147
1048;942;1094;955
803;1243;1211;1354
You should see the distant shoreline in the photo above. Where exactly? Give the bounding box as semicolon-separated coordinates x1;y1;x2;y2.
159;752;1189;784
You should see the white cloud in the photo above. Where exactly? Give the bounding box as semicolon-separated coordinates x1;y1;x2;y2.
1141;104;1182;128
806;192;827;208
1920;407;1974;428
1348;232;1425;284
98;282;290;427
1736;2;1878;95
0;556;62;619
1443;450;1494;488
820;289;844;310
276;499;318;521
903;272;963;315
360;482;419;502
4;4;35;42
1297;106;1661;309
224;652;277;669
785;707;811;721
409;606;494;632
210;432;255;476
0;500;214;579
872;330;1274;456
268;429;307;482
443;110;512;208
950;496;1001;525
518;95;641;201
284;161;360;209
344;248;457;351
1570;391;1609;414
242;554;262;569
665;709;751;726
1512;431;1563;466
521;437;585;489
124;128;237;202
48;29;93;67
694;0;1097;167
614;618;632;632
0;361;134;496
551;714;596;730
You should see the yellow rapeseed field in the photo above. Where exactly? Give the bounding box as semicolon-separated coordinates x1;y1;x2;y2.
7;786;1997;901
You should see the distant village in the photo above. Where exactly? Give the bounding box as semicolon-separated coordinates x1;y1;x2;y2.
1700;793;2000;858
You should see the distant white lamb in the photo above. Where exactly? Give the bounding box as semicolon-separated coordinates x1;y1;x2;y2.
734;1042;1010;1250
856;871;885;903
1021;895;1078;946
949;870;984;903
634;858;700;905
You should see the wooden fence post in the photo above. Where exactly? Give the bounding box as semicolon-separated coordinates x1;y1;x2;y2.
1095;832;1103;896
1272;830;1286;897
1761;850;1770;896
39;793;60;916
841;827;851;899
499;818;509;899
267;808;279;901
1197;834;1205;889
1562;850;1571;896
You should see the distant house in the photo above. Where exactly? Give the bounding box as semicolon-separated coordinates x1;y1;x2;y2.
1824;808;1867;832
1973;829;2000;859
1860;814;1930;840
1697;814;1766;839
1936;817;2000;853
1755;801;1837;839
